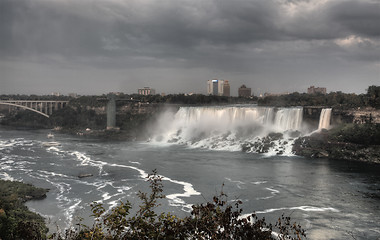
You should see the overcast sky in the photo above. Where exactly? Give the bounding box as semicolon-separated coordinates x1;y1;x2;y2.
1;0;379;96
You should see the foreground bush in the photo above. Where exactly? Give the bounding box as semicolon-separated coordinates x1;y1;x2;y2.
50;170;305;240
0;180;48;240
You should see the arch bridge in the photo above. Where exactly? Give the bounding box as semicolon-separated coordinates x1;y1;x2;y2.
0;100;69;118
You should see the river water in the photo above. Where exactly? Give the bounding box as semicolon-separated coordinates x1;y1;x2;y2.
1;106;380;239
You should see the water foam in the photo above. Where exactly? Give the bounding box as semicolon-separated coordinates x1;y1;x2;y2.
255;206;340;214
256;187;281;200
0;172;15;181
66;149;200;213
225;178;246;189
151;106;303;155
162;176;201;212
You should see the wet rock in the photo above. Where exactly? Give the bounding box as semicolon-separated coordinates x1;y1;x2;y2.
313;151;329;158
267;132;283;141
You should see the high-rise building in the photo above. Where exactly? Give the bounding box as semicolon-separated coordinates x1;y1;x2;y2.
307;86;326;94
207;79;230;96
138;87;156;95
223;80;230;97
238;85;251;97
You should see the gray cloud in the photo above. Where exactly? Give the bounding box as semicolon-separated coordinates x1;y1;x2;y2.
330;0;380;37
1;0;379;95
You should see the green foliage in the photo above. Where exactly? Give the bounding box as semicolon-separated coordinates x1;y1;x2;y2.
367;85;380;109
69;96;106;108
116;112;153;133
50;106;106;130
51;170;306;240
258;86;380;109
329;123;380;146
0;110;51;129
0;180;48;240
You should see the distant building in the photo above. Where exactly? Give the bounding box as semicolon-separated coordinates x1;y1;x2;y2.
51;92;61;96
238;85;251;97
207;79;230;96
308;86;326;94
68;93;78;98
138;87;156;95
222;80;230;97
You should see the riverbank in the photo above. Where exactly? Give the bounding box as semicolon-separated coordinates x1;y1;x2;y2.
293;123;380;164
55;127;143;141
0;180;49;239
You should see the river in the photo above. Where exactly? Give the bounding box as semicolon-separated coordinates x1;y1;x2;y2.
0;106;379;239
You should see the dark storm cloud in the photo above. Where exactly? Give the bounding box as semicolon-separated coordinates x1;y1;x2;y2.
0;0;112;57
1;0;379;57
330;0;380;37
1;0;379;95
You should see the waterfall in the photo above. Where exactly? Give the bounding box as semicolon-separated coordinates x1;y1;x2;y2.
318;108;332;130
151;106;303;153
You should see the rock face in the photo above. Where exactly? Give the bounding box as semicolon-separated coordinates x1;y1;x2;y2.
242;133;285;154
349;108;380;124
293;130;380;164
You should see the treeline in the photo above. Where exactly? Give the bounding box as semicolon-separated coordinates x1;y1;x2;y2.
0;110;51;129
1;94;257;106
68;94;257;106
50;106;106;131
329;123;380;146
258;85;380;109
127;93;258;105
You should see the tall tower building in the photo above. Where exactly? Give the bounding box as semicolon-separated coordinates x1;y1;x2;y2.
207;79;230;96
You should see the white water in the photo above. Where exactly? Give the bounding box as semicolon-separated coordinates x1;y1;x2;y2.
318;108;332;130
152;106;303;154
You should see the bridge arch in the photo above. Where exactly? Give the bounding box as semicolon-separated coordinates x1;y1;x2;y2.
0;102;50;118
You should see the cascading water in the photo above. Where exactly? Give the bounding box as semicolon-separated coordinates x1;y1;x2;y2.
151;106;304;155
318;108;332;130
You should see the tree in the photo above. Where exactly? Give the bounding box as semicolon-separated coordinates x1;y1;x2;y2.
367;85;380;109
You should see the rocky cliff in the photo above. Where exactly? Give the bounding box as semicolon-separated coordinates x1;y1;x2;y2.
293;124;380;164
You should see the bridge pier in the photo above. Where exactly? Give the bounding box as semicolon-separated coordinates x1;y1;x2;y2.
49;103;53;115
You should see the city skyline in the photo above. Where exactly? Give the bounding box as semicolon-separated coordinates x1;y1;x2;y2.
1;0;379;96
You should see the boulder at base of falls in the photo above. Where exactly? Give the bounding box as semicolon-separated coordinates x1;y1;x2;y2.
241;133;284;153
